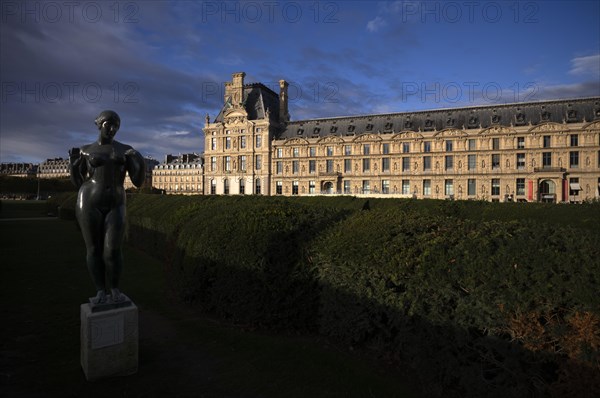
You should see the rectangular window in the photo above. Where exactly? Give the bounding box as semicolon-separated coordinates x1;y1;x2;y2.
468;154;476;170
211;156;217;172
225;156;231;171
382;158;390;172
327;146;333;156
468;139;476;151
255;155;262;170
362;180;370;194
402;180;410;195
309;147;316;157
276;161;283;174
543;135;551;148
382;143;390;155
423;179;431;196
362;158;370;172
381;180;390;194
516;178;525;196
255;179;261;195
363;144;370;155
309;181;316;194
445;155;454;170
542;152;552;168
239;179;245;195
240;155;246;171
210;179;216;195
570;134;578;147
445;179;454;196
492;138;500;150
402;157;410;172
517;153;525;170
223;179;229;195
293;147;299;157
569;151;579;168
326;159;334;173
255;135;262;148
517;137;525;149
240;136;246;149
345;145;352;156
491;179;500;196
211;137;217;150
309;160;316;173
343;180;351;194
276;181;282;195
292;160;299;174
277;148;283;158
423;141;431;153
468;179;476;196
402;142;410;153
445;140;453;152
292;181;299;195
225;136;231;149
492;154;500;169
423;156;431;171
344;159;352;173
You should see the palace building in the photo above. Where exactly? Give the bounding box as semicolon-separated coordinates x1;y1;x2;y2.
152;153;204;194
202;72;600;203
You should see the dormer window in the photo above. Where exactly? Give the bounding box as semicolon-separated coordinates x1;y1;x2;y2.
384;122;393;131
366;123;373;131
297;128;304;135
330;126;338;133
348;125;355;132
314;127;321;134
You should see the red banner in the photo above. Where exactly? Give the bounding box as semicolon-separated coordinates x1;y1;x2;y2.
528;180;533;201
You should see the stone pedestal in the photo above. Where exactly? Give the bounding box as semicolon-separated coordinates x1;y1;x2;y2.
80;298;138;381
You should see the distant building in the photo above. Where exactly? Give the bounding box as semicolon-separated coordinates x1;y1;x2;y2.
152;153;204;194
202;72;600;203
0;162;37;177
37;158;69;178
124;157;159;190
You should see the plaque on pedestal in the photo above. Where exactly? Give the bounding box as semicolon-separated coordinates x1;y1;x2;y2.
80;298;138;381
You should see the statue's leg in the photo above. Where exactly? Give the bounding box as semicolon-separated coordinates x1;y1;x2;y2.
77;204;106;303
104;205;126;302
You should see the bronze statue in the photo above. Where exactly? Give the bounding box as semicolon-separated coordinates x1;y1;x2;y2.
69;110;145;304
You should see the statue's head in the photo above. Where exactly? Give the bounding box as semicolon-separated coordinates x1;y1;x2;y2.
95;110;120;128
95;110;121;141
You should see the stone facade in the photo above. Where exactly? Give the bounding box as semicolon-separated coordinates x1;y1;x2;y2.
37;158;69;178
152;153;204;194
123;157;159;190
0;162;37;177
203;72;600;203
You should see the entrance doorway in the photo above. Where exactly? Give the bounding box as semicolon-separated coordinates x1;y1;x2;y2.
539;180;556;203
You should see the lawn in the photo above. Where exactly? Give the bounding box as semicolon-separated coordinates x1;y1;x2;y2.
0;200;421;398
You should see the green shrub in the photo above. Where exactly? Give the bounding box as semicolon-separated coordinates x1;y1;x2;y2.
123;195;600;397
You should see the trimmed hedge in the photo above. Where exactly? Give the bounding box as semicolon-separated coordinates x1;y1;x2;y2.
58;194;600;397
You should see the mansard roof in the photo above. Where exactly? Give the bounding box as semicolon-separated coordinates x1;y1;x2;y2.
280;97;600;139
214;83;280;123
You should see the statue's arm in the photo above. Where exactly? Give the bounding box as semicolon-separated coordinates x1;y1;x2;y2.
125;148;145;188
69;147;86;189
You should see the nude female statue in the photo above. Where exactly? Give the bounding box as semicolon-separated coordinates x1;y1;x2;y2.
69;110;145;304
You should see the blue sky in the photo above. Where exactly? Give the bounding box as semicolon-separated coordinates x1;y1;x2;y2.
1;1;599;163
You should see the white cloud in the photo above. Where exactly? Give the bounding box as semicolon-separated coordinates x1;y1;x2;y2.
569;54;600;76
366;16;387;32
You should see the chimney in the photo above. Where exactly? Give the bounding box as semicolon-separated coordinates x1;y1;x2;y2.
231;72;245;107
279;79;290;123
224;72;245;106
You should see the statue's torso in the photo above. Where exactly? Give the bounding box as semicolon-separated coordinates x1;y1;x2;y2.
79;141;131;212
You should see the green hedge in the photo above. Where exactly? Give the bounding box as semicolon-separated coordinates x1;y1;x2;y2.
60;194;600;397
